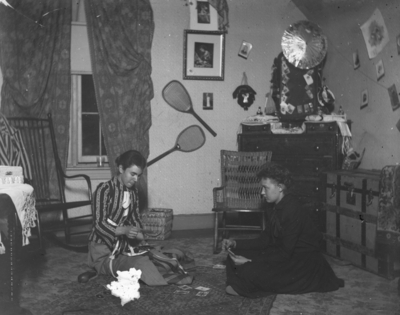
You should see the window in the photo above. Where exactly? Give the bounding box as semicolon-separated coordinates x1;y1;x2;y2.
69;74;108;168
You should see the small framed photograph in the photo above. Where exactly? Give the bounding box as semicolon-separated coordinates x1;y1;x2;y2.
189;0;218;31
375;59;385;81
203;93;213;110
353;50;360;70
388;84;400;111
183;30;225;81
238;41;253;59
361;89;368;109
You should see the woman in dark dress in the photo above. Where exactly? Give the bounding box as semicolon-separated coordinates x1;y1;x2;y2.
222;162;344;298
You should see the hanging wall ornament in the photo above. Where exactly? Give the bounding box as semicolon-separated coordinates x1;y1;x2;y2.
233;72;256;110
317;84;335;113
281;20;328;69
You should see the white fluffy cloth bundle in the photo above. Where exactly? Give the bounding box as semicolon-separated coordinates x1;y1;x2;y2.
107;268;142;306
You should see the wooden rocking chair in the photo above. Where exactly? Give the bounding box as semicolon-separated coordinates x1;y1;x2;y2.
7;114;93;250
212;150;272;253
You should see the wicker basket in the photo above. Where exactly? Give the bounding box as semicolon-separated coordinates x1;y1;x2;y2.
0;166;24;185
141;208;173;240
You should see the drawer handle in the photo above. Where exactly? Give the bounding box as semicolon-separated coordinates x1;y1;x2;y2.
344;182;354;196
329;125;334;131
315;166;319;172
314;186;319;192
367;189;373;206
314;145;320;151
330;184;336;199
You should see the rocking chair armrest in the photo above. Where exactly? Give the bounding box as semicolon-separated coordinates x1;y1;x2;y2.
60;172;93;201
55;156;93;200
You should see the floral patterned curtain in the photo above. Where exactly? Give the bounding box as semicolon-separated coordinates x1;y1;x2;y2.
0;0;71;195
84;0;154;208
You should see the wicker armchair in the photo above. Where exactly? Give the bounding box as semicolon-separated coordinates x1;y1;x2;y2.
212;150;272;253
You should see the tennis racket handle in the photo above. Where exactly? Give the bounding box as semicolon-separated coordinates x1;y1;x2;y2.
147;147;177;167
193;112;217;137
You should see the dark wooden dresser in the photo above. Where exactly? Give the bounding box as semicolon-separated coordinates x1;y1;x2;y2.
238;121;347;230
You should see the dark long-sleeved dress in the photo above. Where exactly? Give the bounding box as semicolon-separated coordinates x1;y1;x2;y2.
226;193;344;298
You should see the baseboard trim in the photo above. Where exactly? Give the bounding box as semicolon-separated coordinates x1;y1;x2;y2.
172;213;214;230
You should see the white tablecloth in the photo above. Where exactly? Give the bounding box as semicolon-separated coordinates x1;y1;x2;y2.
0;184;37;253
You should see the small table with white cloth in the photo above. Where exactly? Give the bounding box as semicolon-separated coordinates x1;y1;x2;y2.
0;184;37;306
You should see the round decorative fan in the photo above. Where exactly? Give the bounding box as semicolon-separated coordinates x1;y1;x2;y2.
281;20;328;69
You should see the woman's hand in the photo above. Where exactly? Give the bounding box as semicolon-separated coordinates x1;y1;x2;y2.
116;225;141;238
222;239;236;251
230;254;252;265
135;232;145;241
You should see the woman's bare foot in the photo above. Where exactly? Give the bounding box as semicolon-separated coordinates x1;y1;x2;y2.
225;285;239;296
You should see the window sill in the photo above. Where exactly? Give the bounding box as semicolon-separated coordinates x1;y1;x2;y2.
66;165;112;180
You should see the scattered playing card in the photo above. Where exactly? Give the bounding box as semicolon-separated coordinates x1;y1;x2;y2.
178;285;192;290
195;286;210;291
196;291;209;297
213;264;226;269
174;290;190;295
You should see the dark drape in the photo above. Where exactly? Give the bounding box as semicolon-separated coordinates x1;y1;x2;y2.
84;0;154;208
0;0;71;196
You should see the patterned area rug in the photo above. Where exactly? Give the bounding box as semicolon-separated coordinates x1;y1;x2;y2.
18;237;276;315
15;235;400;315
41;267;275;315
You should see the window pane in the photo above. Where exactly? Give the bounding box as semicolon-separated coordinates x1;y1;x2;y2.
82;75;98;112
82;114;100;156
101;133;107;156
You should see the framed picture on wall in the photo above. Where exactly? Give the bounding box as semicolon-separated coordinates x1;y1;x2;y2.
375;59;385;81
238;41;253;59
189;0;218;31
361;89;368;109
352;50;360;70
183;30;225;81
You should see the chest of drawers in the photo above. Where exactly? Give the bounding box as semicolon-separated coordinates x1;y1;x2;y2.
238;122;346;229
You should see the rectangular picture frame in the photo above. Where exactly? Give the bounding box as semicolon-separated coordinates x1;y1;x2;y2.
183;30;225;81
238;41;253;59
375;59;385;81
361;89;368;109
189;0;218;31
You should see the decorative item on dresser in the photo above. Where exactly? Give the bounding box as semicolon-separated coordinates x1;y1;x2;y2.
238;121;347;231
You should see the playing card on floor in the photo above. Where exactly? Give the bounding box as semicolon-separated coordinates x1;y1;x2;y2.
195;286;210;291
196;291;209;297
